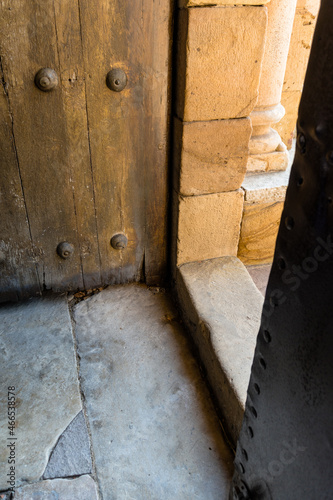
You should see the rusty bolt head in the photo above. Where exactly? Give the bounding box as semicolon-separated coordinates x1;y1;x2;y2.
106;68;127;92
110;234;128;250
35;68;59;92
57;241;74;259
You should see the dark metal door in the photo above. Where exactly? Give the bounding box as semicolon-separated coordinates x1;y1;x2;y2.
230;1;333;498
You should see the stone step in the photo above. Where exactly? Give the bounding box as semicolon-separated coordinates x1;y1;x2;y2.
175;257;264;445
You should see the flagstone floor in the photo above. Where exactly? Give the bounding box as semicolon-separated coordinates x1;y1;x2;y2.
0;284;233;500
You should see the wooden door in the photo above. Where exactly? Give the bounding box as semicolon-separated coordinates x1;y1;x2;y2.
0;0;171;301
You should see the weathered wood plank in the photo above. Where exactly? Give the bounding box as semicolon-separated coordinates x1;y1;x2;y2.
141;0;171;284
78;0;170;284
0;0;100;291
53;0;102;289
78;0;145;284
0;65;41;301
0;0;170;296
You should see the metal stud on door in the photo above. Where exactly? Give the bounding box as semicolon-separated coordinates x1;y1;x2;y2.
35;68;58;92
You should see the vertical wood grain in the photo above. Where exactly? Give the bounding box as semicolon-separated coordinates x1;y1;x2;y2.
79;0;171;284
0;64;41;301
0;0;100;292
141;0;171;284
53;0;102;288
0;0;170;297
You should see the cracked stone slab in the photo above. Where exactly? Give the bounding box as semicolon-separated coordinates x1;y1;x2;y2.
0;295;82;489
43;411;92;479
74;284;233;500
13;475;98;499
176;257;264;444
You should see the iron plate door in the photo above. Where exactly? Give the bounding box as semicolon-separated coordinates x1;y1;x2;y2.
230;1;333;498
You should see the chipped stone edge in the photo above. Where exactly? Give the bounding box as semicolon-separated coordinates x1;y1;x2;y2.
174;258;263;446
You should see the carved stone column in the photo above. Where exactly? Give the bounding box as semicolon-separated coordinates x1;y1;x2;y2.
247;0;298;172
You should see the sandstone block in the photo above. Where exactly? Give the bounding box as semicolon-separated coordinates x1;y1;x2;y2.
274;90;301;149
247;150;289;173
273;1;319;149
242;164;291;203
238;201;284;265
297;0;320;15
177;190;244;265
175;7;267;122
283;3;319;93
174;117;251;195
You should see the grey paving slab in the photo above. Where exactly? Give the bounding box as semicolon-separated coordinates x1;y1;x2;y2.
43;410;92;479
13;475;98;499
0;295;82;489
74;284;233;500
176;257;264;444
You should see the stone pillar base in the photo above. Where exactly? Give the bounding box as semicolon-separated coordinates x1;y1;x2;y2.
247;149;289;173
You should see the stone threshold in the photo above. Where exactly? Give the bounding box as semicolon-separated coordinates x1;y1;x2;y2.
175;256;265;446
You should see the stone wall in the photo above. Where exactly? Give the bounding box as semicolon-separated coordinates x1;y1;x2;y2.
238;0;320;267
172;0;320;270
173;2;267;268
274;0;320;149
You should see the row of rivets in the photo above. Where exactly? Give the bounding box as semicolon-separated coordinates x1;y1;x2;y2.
56;234;128;259
234;181;281;477
231;481;250;500
297;122;333;164
236;128;301;484
35;67;127;92
236;326;272;477
296;129;333;205
232;116;328;500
